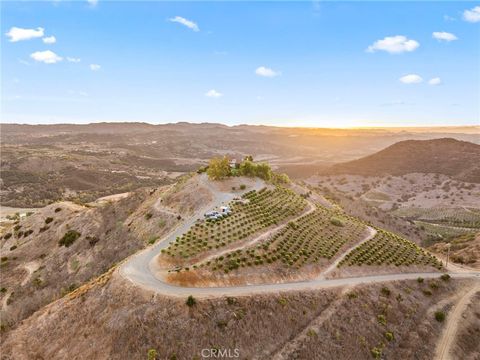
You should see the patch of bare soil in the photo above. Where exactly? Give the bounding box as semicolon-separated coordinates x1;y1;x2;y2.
328;264;441;279
430;232;480;270
164;262;327;287
162;175;212;216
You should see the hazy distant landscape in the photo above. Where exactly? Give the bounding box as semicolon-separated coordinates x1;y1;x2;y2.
1;123;478;207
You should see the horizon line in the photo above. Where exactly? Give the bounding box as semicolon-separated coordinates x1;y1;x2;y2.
2;121;479;130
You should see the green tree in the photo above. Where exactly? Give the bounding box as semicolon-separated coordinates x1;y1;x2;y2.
255;163;272;180
239;160;256;177
186;295;197;307
206;157;231;180
244;155;254;162
271;172;290;184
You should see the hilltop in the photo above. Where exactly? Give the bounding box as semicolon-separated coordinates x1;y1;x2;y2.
328;138;480;183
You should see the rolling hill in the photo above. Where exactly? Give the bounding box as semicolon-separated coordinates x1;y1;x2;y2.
328;138;480;183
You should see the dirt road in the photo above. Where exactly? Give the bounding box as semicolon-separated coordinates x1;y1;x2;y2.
434;283;480;360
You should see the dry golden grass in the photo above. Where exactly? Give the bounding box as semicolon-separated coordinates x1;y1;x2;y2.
1;273;473;360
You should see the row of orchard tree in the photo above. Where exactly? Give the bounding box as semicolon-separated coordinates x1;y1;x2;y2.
201;155;290;184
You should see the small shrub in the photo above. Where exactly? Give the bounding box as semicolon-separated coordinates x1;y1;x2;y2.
435;311;446;322
380;286;391;297
377;314;387;326
330;217;344;227
45;217;54;224
417;277;424;283
371;347;382;359
226;297;236;305
39;226;49;233
145;213;153;220
385;331;394;341
307;328;317;337
147;349;157;360
58;230;81;247
3;233;12;240
440;274;451;282
148;236;158;245
239;184;246;190
186;295;196;307
177;215;182;220
231;186;236;191
1;257;8;263
87;236;99;246
0;287;6;293
347;292;358;299
278;297;288;306
54;207;62;213
422;289;433;296
158;219;166;228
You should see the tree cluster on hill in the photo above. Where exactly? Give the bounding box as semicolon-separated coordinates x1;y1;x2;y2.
205;156;290;184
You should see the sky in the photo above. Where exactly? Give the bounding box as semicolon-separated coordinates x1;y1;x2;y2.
1;1;479;127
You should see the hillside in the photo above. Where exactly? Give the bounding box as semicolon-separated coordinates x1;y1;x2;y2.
1;274;475;360
0;174;213;331
329;138;480;183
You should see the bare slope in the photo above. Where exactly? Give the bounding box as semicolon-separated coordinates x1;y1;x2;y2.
329;138;480;183
0;174;212;332
0;273;473;360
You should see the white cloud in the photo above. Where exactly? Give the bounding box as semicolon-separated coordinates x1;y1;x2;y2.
428;77;442;85
43;35;56;44
89;64;101;71
67;57;81;63
432;31;458;42
30;50;62;64
463;6;480;22
399;74;423;84
87;0;98;6
169;16;199;32
6;27;44;42
205;89;222;98
255;66;280;78
367;35;419;54
443;15;456;22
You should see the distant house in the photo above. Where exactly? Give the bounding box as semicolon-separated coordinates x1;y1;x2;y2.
229;159;237;168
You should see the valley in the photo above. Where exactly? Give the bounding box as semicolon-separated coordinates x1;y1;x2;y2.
1;125;479;360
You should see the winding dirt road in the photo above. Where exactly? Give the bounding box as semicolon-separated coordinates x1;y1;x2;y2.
434;283;480;360
119;175;480;298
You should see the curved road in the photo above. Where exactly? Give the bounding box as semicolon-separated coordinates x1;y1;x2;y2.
119;175;480;298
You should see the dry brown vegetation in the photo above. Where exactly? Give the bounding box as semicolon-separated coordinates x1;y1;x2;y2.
0;175;214;332
451;291;480;359
2;123;478;207
429;232;480;270
0;274;473;360
328;138;480;183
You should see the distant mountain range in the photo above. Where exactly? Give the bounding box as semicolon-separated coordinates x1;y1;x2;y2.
329;138;480;183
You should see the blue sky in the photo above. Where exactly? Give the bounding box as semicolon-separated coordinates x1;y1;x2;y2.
1;1;479;127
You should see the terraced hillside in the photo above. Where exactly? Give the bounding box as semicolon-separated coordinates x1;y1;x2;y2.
163;201;371;285
160;186;308;265
339;230;442;270
393;207;480;229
